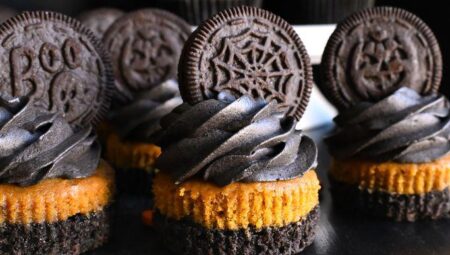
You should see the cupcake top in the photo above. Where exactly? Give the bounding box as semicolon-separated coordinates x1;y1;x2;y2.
102;9;190;140
326;87;450;163
108;80;183;141
156;93;317;186
320;7;448;163
0;96;100;186
155;6;317;186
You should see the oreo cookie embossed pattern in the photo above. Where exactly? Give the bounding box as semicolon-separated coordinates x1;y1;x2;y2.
0;11;113;128
321;7;442;109
179;6;313;121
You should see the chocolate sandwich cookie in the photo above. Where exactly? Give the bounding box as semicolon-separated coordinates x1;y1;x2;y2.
152;6;319;255
0;11;114;128
320;7;450;221
103;9;191;101
78;8;124;38
179;6;312;121
320;6;442;109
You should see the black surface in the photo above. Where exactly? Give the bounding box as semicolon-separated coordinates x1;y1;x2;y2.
89;125;450;255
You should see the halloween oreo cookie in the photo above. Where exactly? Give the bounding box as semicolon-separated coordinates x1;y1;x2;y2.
78;8;124;38
321;7;450;221
103;9;191;101
179;6;313;121
153;6;319;254
101;9;189;195
320;6;442;109
0;11;115;254
0;11;113;128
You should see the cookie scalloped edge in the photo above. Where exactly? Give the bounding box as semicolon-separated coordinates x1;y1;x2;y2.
178;6;313;122
0;10;115;128
320;6;442;110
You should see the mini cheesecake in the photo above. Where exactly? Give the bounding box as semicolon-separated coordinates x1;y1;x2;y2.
318;7;449;221
153;171;319;254
104;80;181;195
151;6;319;254
0;97;114;254
0;161;114;254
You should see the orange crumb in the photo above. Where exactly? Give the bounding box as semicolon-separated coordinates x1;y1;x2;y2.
142;209;154;226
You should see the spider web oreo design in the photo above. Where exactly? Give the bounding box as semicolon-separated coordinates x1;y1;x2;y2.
179;6;313;121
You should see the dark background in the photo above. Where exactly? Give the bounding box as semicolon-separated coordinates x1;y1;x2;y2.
0;0;448;96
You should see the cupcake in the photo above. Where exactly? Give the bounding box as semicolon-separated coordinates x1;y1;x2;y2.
0;96;114;254
319;7;449;221
0;11;115;253
105;80;182;195
152;6;320;254
101;9;191;195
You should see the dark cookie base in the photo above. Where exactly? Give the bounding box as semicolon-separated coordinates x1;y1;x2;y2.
115;167;154;195
153;206;319;255
0;210;110;255
331;178;450;221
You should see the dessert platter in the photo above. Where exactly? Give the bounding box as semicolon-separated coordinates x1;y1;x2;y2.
0;4;448;255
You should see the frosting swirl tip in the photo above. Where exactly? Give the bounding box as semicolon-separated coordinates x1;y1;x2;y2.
0;96;100;186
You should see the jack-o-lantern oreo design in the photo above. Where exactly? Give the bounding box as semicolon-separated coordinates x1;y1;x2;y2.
103;9;191;101
0;11;113;128
320;7;442;109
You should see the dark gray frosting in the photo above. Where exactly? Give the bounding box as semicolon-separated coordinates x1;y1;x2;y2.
326;87;450;163
155;93;317;186
0;96;100;186
109;79;183;141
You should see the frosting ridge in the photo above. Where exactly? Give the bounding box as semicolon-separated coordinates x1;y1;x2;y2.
326;87;450;163
0;96;100;186
155;94;317;186
108;80;183;141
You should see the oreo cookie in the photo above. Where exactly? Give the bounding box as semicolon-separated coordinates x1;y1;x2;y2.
0;11;114;128
179;6;313;121
77;8;124;38
320;7;442;109
103;9;191;101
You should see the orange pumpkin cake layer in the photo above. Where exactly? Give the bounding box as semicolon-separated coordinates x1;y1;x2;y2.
106;132;161;170
331;154;450;195
0;160;114;224
153;170;320;230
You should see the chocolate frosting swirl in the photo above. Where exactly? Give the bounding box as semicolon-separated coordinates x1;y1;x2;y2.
0;96;100;186
109;80;183;141
155;94;317;186
326;87;450;163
